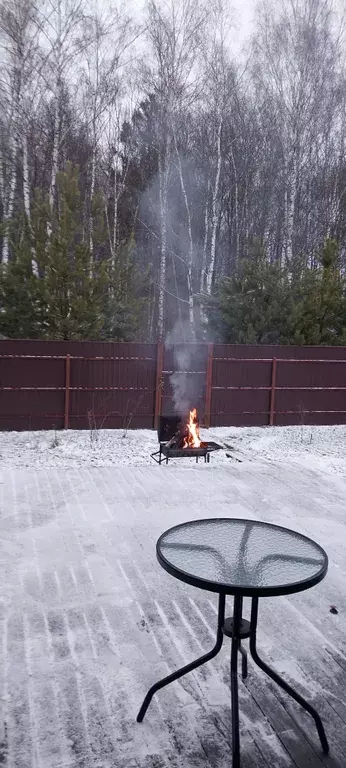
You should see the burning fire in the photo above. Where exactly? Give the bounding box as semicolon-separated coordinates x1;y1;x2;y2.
182;408;201;448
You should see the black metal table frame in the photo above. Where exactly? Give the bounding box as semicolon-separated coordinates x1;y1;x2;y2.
136;522;329;768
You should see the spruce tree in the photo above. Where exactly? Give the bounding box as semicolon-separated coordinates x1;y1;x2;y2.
209;239;291;343
0;164;147;341
209;238;346;346
101;235;148;341
290;240;346;345
0;217;45;338
43;165;106;340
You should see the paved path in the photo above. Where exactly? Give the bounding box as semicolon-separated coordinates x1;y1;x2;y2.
1;461;346;768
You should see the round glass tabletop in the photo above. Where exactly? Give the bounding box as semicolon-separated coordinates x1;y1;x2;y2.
157;518;328;597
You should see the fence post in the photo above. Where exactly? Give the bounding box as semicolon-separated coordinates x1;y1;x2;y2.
269;357;277;426
154;342;164;430
64;354;71;429
204;343;214;428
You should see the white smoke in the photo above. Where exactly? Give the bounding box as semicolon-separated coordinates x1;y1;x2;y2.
165;320;202;416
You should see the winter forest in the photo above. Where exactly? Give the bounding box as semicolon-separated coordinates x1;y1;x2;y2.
0;0;346;344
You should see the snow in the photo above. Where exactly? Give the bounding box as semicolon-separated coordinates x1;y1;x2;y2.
1;423;346;478
1;425;346;766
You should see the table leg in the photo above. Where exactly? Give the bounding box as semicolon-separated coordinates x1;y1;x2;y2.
230;595;242;768
249;597;329;754
136;592;226;723
239;643;248;679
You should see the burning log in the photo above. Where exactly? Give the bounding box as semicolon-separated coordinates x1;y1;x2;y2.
165;409;201;449
165;431;182;449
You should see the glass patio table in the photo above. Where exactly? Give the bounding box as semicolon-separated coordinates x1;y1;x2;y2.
137;518;329;768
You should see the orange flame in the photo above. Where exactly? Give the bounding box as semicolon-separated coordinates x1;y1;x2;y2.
182;408;201;448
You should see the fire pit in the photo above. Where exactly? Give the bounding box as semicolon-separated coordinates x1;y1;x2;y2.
151;410;223;465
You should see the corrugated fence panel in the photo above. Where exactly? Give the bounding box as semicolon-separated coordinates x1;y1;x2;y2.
1;340;346;430
213;344;346;360
0;349;65;429
274;357;346;425
71;357;155;389
0;356;64;388
0;339;157;358
211;389;270;427
0;390;65;430
69;390;156;429
68;343;157;429
277;360;346;388
0;340;157;430
211;353;272;426
213;359;272;387
210;344;346;427
275;388;346;414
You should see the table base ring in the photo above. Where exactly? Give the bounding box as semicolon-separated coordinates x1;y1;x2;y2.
223;616;251;639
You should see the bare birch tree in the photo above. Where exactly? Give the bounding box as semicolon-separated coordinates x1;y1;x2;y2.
144;0;206;339
79;5;139;267
253;0;344;264
199;1;235;303
0;0;40;272
42;0;86;231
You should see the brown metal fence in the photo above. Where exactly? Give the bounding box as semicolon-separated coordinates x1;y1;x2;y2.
0;339;346;430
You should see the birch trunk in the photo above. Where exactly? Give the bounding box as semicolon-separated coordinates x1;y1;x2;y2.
171;242;184;337
157;148;168;339
22;134;31;227
2;135;18;265
148;286;155;341
3;50;22;265
105;201;115;264
89;133;96;264
206;118;222;295
229;143;239;264
200;182;210;294
0;146;4;211
173;129;195;337
113;153;118;265
244;188;249;253
49;90;60;221
89;15;99;267
49;0;62;228
23;132;39;276
284;153;297;265
327;127;344;238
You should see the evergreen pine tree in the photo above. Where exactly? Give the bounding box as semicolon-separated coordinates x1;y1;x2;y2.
0;164;148;341
43;165;106;340
0;217;45;338
289;240;346;345
209;238;346;345
209;239;291;343
101;234;148;341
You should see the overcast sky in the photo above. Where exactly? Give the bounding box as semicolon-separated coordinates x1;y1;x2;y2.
127;0;256;55
232;0;256;40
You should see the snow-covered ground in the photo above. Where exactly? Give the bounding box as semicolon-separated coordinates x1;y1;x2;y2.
1;421;346;766
1;423;346;478
1;420;346;764
1;461;346;768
